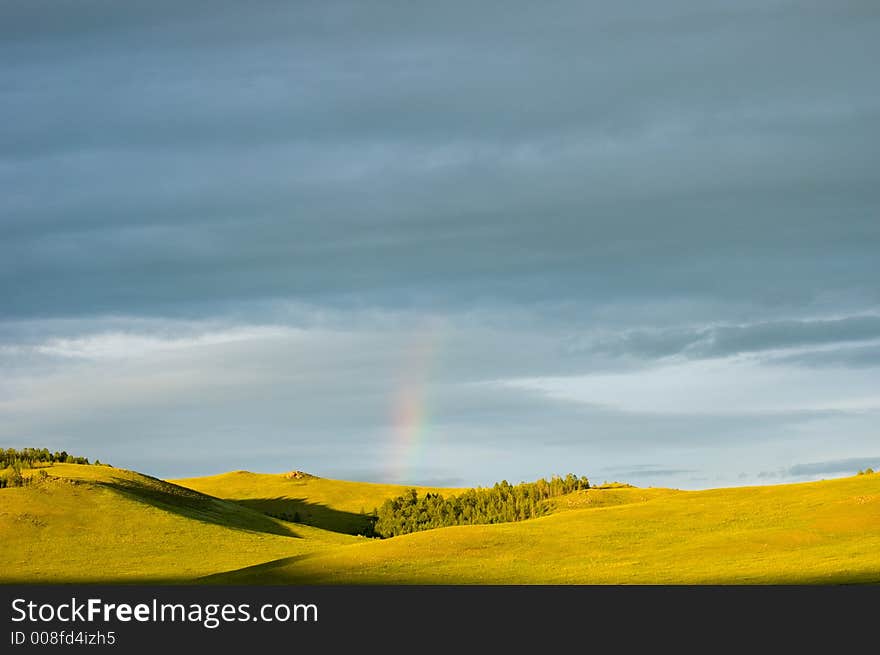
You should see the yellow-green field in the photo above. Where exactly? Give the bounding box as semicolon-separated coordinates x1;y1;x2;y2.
172;470;465;535
0;464;357;583
2;463;879;584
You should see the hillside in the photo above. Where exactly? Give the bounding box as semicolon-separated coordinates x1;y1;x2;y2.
172;470;466;535
3;463;879;584
0;464;356;583
203;473;880;584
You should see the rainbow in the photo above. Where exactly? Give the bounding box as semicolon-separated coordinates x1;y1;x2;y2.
387;323;444;483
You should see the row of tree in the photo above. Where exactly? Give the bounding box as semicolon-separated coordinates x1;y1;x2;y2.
0;447;91;469
372;474;590;538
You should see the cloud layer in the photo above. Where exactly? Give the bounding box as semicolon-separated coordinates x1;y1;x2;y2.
2;2;878;487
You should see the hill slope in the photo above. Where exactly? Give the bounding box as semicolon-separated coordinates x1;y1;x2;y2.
4;464;879;584
0;464;356;583
203;474;880;584
172;470;465;535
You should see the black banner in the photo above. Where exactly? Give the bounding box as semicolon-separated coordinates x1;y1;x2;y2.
2;585;877;651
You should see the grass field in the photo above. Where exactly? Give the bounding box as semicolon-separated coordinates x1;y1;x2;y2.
172;470;465;535
0;464;357;583
2;463;879;584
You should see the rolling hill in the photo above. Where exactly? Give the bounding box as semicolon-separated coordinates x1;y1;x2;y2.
0;464;357;583
201;474;880;584
171;470;466;535
2;463;879;584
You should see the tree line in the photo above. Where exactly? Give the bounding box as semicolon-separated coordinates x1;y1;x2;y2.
372;474;590;538
0;448;98;489
1;447;91;469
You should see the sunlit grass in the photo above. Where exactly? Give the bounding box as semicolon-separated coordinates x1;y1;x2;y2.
172;470;465;535
3;463;879;584
205;474;880;584
0;464;356;583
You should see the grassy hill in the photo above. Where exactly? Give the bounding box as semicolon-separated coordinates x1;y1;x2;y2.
0;464;356;583
203;474;880;584
2;463;879;584
172;470;465;535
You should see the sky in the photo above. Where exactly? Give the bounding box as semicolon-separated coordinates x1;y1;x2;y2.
1;1;879;488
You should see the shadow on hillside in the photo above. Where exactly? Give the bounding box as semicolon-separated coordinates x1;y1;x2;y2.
0;575;225;585
95;477;302;539
197;554;313;584
232;497;376;536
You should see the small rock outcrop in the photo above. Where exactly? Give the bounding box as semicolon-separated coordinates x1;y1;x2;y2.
283;470;315;480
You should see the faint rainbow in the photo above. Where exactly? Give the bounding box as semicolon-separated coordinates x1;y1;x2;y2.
388;322;444;483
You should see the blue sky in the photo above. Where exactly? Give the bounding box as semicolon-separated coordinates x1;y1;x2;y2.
1;1;879;487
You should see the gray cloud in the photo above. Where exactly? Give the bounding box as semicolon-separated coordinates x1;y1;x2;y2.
788;457;880;476
760;456;880;479
588;315;880;361
1;2;879;487
2;2;879;321
767;342;880;369
2;315;876;484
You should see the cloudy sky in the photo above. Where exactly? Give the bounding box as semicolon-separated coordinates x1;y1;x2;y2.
2;1;879;488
